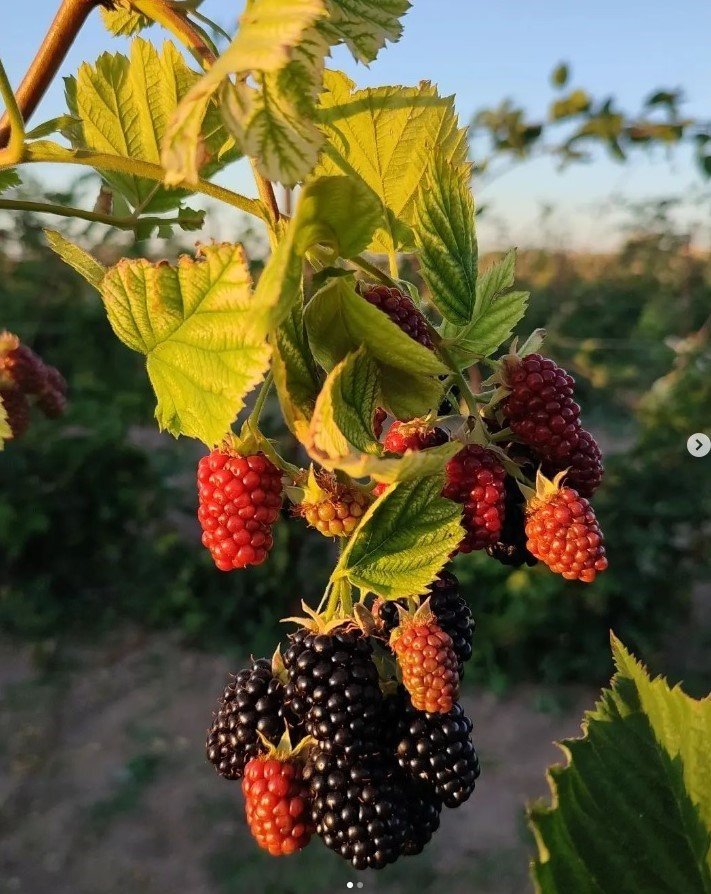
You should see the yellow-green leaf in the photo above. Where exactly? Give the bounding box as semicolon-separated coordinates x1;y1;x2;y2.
66;39;237;212
272;298;321;437
304;275;447;376
316;72;468;254
100;5;150;36
334;475;463;598
321;0;411;63
99;244;270;445
0;395;10;449
162;0;326;187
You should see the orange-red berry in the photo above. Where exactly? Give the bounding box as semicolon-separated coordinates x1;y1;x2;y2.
298;476;370;538
391;614;460;713
242;756;313;856
197;450;282;570
525;485;607;583
443;445;507;552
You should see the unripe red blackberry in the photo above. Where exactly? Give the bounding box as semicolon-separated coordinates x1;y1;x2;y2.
206;658;298;780
0;387;30;439
486;476;538;568
1;344;46;395
359;283;434;349
375;571;473;676
501;353;604;495
391;603;460;714
283;626;384;757
394;698;480;809
197;449;282;570
296;471;370;538
524;472;608;583
443;444;507;552
44;365;68;397
304;747;408;869
382;419;449;454
373;420;450;497
243;754;313;856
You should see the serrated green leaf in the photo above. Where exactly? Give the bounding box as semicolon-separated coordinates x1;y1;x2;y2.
100;5;151;36
475;248;517;316
0;169;21;194
379;365;444;419
97;244;271;446
255;175;381;327
44;229;106;288
444;290;529;364
335;475;463;598
305;275;447;376
321;0;410;62
67;39;237;212
272;298;321;437
316;73;467;254
413;150;477;324
529;635;711;894
309;348;381;458
163;1;326;187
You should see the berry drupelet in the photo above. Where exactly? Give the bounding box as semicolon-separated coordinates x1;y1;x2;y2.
0;387;30;439
283;627;384;757
206;658;296;780
443;444;507;552
197;449;282;570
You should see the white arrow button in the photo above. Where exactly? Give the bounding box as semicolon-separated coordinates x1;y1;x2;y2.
687;433;710;457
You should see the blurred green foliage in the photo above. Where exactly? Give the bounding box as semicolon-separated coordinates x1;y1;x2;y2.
1;197;709;688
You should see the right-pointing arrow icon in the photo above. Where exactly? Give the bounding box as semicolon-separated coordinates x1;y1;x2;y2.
687;432;710;457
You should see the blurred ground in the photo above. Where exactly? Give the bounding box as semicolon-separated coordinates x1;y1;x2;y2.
0;630;595;894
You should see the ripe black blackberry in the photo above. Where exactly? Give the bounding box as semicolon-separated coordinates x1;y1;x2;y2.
283;626;384;756
375;571;474;675
304;747;408;869
206;658;295;780
358;283;434;349
394;698;480;808
486;477;538;568
401;780;442;856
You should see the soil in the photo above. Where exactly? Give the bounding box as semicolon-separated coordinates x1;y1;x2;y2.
0;630;596;894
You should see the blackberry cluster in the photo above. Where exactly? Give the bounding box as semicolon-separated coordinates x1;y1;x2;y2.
502;353;603;497
283;628;383;756
0;333;68;441
359;283;434;349
486;477;538;568
206;658;297;780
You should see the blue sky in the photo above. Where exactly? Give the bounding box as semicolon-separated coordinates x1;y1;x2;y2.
2;1;709;250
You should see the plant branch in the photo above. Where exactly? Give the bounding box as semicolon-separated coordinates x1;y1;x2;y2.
248;371;274;427
0;197;202;231
132;0;215;67
0;60;25;166
136;0;280;229
15;142;266;220
438;343;481;416
0;0;102;150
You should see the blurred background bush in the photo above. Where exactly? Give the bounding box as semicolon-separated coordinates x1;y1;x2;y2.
2;184;709;693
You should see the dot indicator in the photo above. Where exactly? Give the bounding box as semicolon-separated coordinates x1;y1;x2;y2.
346;884;353;890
